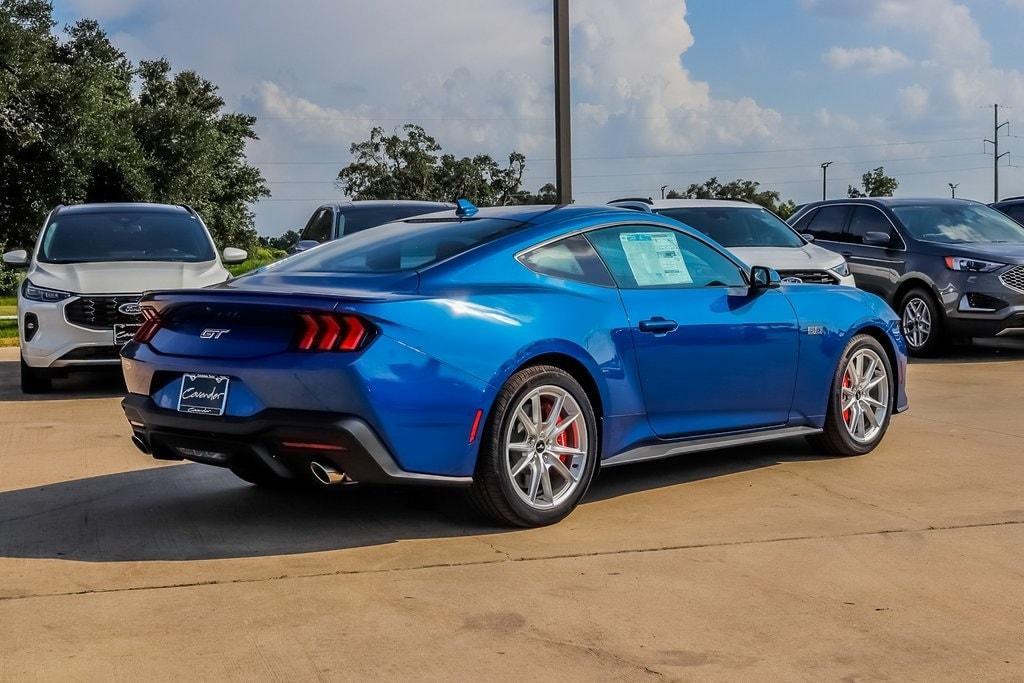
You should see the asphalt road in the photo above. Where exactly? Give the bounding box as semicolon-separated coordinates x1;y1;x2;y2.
0;344;1022;680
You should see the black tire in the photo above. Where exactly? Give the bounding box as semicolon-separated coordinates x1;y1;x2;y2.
810;334;895;457
898;287;945;357
20;356;52;394
470;365;599;527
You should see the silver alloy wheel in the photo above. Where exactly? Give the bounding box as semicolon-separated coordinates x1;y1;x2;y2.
902;297;931;349
504;385;589;510
840;348;890;444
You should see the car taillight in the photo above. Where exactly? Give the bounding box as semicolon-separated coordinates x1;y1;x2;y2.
133;307;162;344
296;313;371;352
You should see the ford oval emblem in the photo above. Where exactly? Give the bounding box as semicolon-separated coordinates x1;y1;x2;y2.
118;302;142;316
781;276;803;284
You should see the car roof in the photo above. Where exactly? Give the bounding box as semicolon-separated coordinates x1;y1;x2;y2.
804;197;984;209
56;202;192;215
610;198;755;210
321;200;454;210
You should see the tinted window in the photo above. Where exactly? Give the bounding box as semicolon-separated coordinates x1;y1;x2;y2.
891;204;1024;244
586;225;745;289
38;210;215;264
847;206;895;246
272;218;525;273
520;235;613;286
791;209;817;232
340;205;447;236
657;207;804;248
995;204;1024;226
300;208;333;243
805;205;850;242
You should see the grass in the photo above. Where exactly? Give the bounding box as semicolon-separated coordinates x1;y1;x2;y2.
227;246;287;277
1;296;16;346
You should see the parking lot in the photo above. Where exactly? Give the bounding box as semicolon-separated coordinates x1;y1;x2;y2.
0;344;1021;680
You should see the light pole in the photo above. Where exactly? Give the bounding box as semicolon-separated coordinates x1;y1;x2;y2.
948;183;959;199
553;0;572;204
660;185;668;199
820;161;833;201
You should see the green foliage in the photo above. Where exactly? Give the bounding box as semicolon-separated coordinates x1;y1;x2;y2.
666;177;797;218
226;245;286;277
848;167;898;198
338;125;551;205
0;1;268;252
259;229;301;252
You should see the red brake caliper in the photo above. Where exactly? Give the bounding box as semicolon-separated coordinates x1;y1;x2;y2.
842;372;851;422
554;419;577;465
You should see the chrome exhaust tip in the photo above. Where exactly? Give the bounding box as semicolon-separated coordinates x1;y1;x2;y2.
310;461;349;485
131;434;151;455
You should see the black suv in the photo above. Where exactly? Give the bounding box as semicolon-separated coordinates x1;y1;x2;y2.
293;200;453;253
991;196;1024;225
788;198;1024;355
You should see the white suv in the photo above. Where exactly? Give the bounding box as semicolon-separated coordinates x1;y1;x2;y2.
609;198;854;287
2;203;247;393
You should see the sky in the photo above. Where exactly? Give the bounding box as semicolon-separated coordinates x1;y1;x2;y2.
51;0;1024;237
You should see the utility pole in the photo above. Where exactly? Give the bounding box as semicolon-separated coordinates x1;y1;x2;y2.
553;0;572;204
660;184;668;199
820;161;833;201
984;104;1009;202
948;182;959;198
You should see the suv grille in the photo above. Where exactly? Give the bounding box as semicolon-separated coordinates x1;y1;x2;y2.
777;270;838;285
999;265;1024;294
65;296;143;330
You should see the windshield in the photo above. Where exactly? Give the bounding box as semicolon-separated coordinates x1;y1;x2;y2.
891;204;1024;244
656;207;804;248
270;217;526;273
39;210;216;263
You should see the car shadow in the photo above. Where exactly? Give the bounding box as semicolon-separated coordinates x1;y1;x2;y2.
0;438;824;563
0;358;126;402
910;338;1024;365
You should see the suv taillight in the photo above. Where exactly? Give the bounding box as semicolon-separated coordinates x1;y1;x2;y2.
296;313;371;352
133;307;162;344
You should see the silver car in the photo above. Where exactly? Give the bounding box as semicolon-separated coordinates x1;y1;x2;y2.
608;198;854;286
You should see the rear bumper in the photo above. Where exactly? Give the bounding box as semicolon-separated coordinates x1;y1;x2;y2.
121;394;472;486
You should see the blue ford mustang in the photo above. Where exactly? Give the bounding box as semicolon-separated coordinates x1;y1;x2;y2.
121;203;908;527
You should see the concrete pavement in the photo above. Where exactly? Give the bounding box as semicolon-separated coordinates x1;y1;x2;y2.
0;345;1021;680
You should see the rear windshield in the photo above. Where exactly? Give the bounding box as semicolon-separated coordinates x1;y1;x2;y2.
271;217;526;273
39;211;216;263
891;203;1024;244
656;207;804;248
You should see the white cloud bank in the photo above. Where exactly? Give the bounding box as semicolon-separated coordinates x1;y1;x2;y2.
824;46;911;74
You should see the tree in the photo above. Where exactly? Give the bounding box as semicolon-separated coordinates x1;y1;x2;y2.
259;229;300;251
0;0;268;252
848;167;898;198
666;177;797;218
337;125;546;205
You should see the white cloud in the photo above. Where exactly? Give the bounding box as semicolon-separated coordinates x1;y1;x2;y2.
823;46;911;74
898;84;929;118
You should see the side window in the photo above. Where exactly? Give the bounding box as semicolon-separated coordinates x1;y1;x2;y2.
848;206;893;246
805;205;850;242
792;209;817;232
1001;205;1024;226
586;225;745;289
520;235;614;286
341;206;441;236
301;208;333;243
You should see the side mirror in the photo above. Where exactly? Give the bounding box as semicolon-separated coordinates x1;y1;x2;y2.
221;247;248;265
801;233;815;243
291;239;321;254
2;249;29;268
863;231;891;247
750;265;781;290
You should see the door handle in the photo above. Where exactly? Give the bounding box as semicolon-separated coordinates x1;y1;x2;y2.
639;317;678;334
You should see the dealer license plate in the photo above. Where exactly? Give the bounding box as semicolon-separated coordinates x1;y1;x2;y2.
177;374;230;416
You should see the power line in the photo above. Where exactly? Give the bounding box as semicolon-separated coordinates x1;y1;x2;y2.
984;103;1010;202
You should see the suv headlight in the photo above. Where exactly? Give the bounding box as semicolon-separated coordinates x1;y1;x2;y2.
21;279;73;302
829;261;850;277
944;257;1004;273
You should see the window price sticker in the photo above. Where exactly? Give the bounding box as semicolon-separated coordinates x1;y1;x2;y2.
620;232;692;286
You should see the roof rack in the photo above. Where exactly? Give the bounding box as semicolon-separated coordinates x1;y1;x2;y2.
608;197;654;205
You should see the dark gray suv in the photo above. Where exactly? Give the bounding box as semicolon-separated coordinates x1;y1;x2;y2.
292;200;453;253
788;198;1024;355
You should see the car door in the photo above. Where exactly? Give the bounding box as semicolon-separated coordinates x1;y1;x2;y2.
586;224;800;438
842;205;907;298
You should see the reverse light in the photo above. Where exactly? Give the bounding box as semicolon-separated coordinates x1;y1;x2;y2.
944;256;1004;273
296;313;372;352
133;307;162;344
21;279;73;302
